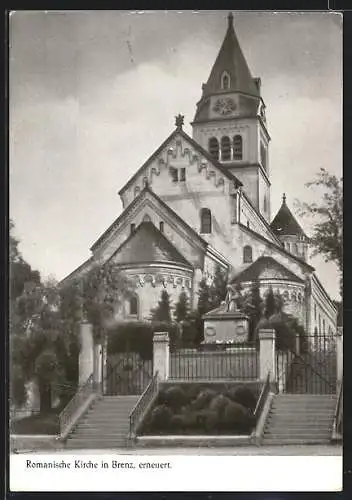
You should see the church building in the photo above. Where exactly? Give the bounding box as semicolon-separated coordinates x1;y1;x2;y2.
63;13;337;336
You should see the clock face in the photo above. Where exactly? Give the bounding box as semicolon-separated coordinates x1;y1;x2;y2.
213;97;236;116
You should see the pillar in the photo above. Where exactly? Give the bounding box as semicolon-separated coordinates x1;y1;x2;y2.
336;327;343;383
259;329;276;382
153;332;170;381
79;321;94;385
93;343;103;392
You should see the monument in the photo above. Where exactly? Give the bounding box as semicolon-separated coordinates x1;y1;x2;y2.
202;284;250;344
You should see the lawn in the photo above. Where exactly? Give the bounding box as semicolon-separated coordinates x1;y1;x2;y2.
11;407;63;435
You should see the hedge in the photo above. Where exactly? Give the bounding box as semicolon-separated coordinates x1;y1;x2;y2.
106;320;180;360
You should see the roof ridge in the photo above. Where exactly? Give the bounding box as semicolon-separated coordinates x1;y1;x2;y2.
232;255;304;284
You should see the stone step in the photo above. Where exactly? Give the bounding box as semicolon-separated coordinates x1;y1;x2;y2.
72;431;128;439
263;438;331;445
266;425;333;432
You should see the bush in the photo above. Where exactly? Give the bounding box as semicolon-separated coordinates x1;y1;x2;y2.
148;405;173;430
192;389;217;410
228;386;257;411
222;401;251;427
209;394;232;417
160;386;188;410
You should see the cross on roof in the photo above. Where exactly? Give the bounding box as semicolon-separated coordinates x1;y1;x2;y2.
175;114;184;129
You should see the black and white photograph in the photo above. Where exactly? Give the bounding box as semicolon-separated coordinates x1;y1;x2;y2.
9;10;342;491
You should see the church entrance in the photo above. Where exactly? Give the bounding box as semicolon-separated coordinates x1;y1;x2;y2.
276;333;337;394
104;352;153;396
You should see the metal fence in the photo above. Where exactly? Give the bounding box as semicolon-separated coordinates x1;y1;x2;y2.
169;343;259;380
277;332;337;394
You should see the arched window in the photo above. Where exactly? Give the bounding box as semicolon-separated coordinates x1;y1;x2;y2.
314;304;317;320
221;136;231;161
130;223;136;234
209;137;219;160
129;295;138;316
221;72;230;90
159;221;164;233
263;195;267;213
200;208;212;234
293;243;298;255
292;292;297;302
323;319;326;334
286;242;291;253
243;245;253;263
233;135;243;160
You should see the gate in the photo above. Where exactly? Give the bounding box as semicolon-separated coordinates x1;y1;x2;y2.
104;352;153;396
276;333;337;394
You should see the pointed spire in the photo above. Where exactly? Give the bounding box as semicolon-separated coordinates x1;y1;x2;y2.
199;13;260;100
271;194;308;238
228;12;234;28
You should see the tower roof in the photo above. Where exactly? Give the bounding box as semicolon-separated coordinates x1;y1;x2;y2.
270;194;308;238
201;12;260;99
108;220;192;268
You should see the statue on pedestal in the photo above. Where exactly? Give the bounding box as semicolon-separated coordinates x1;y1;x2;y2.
224;284;243;312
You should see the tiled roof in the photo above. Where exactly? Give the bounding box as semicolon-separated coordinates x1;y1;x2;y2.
200;13;260;100
270;195;308;238
231;256;304;284
108;220;192;268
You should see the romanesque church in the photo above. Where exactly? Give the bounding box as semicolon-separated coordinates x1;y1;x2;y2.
63;13;337;336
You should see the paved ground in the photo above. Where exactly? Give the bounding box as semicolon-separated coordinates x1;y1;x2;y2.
14;444;342;455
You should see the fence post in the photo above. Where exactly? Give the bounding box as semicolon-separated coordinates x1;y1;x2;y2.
336;327;343;384
153;332;170;381
79;320;94;385
259;329;276;383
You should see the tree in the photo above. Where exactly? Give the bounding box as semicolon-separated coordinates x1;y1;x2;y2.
242;280;263;340
11;280;66;412
174;291;190;323
209;265;228;309
295;168;342;291
263;287;277;319
10;220;41;301
151;289;172;322
197;278;212;316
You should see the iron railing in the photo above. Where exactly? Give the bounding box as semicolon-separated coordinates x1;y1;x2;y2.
169;343;258;380
253;372;271;421
276;333;337;394
129;371;159;438
58;373;95;437
333;381;343;439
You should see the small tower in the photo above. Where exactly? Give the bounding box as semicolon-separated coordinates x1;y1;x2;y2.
191;12;271;221
270;194;310;261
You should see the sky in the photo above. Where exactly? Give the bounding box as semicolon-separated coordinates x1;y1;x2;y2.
9;10;342;299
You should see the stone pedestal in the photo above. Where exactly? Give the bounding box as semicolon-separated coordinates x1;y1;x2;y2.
79;321;94;385
259;329;276;382
202;305;249;344
336;327;343;383
153;332;170;381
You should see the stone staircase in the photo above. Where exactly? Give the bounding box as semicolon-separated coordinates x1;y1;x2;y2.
65;395;140;449
262;394;337;445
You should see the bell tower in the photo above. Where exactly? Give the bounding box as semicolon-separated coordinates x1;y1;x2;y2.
191;12;271;221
